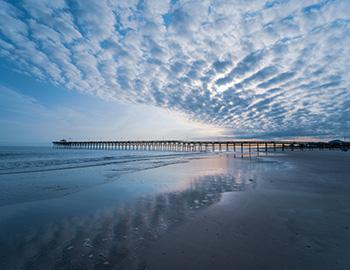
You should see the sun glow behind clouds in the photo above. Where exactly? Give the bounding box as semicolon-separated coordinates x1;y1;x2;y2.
0;0;349;138
0;85;225;144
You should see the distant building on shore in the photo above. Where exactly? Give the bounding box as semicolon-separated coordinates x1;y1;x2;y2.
328;139;345;145
329;139;349;151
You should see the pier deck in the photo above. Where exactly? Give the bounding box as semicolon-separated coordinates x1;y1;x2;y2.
52;140;349;152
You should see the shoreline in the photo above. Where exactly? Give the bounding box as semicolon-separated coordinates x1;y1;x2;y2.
0;150;349;269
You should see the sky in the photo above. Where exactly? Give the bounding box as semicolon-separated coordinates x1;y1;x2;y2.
0;0;350;144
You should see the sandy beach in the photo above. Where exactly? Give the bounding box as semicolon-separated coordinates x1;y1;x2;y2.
0;149;349;270
147;151;350;270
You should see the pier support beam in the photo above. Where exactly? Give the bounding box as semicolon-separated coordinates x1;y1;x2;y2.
53;140;343;154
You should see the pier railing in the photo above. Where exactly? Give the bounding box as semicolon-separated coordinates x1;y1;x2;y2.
52;140;350;152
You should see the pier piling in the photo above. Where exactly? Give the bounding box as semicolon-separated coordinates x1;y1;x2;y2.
52;140;349;153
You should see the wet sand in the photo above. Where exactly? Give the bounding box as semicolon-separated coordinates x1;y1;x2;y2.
0;150;349;269
0;150;255;269
146;151;350;270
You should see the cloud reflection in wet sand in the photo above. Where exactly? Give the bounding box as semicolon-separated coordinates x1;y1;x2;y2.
7;173;255;270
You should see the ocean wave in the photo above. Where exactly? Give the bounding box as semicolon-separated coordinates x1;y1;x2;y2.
0;151;201;175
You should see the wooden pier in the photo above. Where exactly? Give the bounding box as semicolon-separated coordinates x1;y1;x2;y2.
52;140;349;153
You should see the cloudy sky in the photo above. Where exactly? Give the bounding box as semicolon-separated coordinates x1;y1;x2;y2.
0;0;349;144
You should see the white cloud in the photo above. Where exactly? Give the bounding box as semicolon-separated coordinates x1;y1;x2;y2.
0;0;349;138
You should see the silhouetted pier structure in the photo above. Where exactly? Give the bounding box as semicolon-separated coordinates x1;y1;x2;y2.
52;140;350;153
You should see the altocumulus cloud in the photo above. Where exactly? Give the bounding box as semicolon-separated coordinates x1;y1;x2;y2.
0;0;350;138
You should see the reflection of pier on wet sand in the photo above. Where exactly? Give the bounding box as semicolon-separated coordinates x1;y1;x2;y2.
53;140;350;152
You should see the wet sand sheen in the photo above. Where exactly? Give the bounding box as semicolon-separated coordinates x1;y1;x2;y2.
147;151;350;270
0;150;349;269
0;150;257;269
